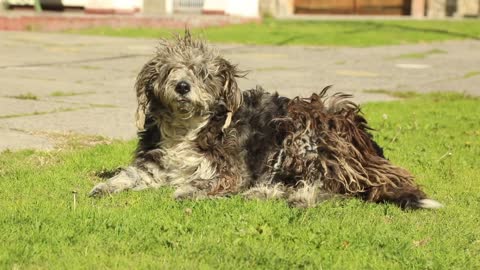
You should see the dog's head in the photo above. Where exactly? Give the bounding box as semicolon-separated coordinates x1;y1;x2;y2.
135;31;243;130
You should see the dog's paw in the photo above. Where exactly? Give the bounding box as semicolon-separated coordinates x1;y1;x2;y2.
242;184;286;200
287;183;332;208
88;182;110;197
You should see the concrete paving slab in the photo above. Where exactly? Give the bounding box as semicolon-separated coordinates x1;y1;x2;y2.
0;107;137;140
0;32;155;67
0;128;54;151
226;41;480;96
0;97;85;117
0;74;105;97
0;70;138;98
0;31;479;151
43;91;137;108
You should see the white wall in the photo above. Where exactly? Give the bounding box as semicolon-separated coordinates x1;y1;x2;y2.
62;0;87;6
165;0;172;13
203;0;226;12
84;0;143;11
203;0;259;17
225;0;258;17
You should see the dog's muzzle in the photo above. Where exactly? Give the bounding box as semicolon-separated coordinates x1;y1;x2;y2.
175;81;191;96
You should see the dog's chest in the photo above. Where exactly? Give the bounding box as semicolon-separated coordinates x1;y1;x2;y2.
160;133;216;186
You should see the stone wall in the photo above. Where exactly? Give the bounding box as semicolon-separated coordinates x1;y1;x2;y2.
427;0;447;17
143;0;169;14
456;0;480;17
259;0;293;17
427;0;480;17
259;0;275;16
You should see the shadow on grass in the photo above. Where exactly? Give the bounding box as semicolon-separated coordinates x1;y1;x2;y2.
342;23;381;34
367;21;480;40
95;167;122;179
273;20;480;46
275;34;305;45
335;20;480;40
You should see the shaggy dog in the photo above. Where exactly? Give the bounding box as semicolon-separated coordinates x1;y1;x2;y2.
89;32;442;209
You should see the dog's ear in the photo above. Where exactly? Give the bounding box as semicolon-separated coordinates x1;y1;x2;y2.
135;59;159;130
216;58;245;129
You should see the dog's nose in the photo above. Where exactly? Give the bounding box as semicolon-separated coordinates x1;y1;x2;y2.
175;81;190;95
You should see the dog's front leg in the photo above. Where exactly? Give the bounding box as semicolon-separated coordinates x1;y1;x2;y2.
89;164;166;197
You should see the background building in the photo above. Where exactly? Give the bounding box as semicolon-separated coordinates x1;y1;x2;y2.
2;0;479;17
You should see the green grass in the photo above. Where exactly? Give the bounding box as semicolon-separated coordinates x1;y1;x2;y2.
1;93;480;269
69;19;480;47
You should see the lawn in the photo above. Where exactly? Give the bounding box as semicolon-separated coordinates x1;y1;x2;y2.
70;19;480;46
1;92;479;269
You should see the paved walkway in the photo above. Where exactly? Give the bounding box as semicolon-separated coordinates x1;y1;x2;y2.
1;31;479;151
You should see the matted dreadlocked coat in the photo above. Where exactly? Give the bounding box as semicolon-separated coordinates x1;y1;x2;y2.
89;32;442;209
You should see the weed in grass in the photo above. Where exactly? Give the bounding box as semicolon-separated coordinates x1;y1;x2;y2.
78;65;102;70
42;131;114;151
89;103;117;108
463;71;480;79
255;66;294;71
0;107;87;119
18;75;57;82
9;92;39;100
50;91;95;97
392;48;447;59
336;70;378;77
1;93;479;269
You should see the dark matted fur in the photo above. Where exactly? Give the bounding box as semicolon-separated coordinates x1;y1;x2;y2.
243;87;428;208
89;33;441;209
